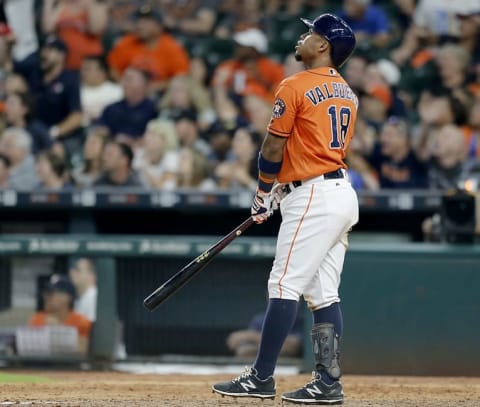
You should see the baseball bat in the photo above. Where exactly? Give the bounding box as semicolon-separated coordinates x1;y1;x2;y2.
143;216;255;311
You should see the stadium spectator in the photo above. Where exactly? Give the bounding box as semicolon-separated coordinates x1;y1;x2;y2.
214;0;263;37
360;84;393;130
50;141;69;169
464;99;480;159
208;96;247;169
35;150;71;190
342;53;368;95
176;146;216;190
413;90;468;161
133;119;179;189
389;0;416;32
28;275;92;355
0;127;38;190
264;0;305;18
242;92;272;136
434;43;471;97
227;309;303;358
206;123;234;172
72;126;108;187
161;0;220;36
415;0;479;40
103;0;137;42
3;0;41;91
346;151;380;190
4;92;52;155
159;74;215;131
338;0;390;50
212;86;250;133
346;117;380;190
214;127;259;190
4;72;29;95
455;7;480;66
189;56;211;87
173;109;211;156
367;117;428;188
389;1;475;67
93;140;143;187
211;27;284;103
374;58;407;117
427;124;469;189
364;59;399;95
80;55;123;125
35;36;83;158
96;66;157;144
42;0;108;70
69;258;97;322
0;153;11;188
107;4;190;87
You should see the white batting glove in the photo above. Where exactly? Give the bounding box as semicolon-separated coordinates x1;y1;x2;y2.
270;183;287;211
251;188;273;224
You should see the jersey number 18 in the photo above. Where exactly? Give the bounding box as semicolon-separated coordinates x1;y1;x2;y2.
328;105;351;150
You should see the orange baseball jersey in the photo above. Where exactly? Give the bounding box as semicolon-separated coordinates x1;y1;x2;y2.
29;311;92;338
212;58;284;102
267;66;358;183
108;33;190;81
56;7;103;70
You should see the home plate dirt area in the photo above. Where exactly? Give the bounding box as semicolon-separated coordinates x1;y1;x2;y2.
1;371;480;406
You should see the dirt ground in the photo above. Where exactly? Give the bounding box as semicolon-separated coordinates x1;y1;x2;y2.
1;371;480;406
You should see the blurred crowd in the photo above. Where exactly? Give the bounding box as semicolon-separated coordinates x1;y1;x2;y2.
0;0;479;192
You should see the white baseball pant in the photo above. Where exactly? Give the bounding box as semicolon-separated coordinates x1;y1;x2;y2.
268;172;359;310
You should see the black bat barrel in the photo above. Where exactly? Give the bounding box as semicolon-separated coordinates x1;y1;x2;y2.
143;216;254;311
143;255;214;310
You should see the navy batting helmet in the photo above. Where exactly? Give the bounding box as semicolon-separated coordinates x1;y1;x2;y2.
300;13;356;68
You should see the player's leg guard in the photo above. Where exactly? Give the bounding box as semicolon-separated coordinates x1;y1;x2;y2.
312;322;341;380
282;323;343;404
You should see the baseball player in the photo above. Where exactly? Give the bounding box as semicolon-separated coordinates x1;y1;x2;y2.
212;14;358;405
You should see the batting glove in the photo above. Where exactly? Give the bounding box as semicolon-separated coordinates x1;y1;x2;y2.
251;188;273;224
270;183;287;211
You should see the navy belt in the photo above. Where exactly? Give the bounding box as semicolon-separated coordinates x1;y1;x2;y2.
286;169;344;193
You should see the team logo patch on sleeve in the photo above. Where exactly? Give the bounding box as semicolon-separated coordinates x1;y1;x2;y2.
272;98;286;118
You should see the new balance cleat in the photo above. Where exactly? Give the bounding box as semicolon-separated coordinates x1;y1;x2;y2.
282;372;343;405
212;366;276;399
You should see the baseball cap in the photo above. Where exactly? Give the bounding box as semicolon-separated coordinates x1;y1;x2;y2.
45;275;76;299
43;36;68;53
376;59;400;86
233;28;268;54
133;4;163;21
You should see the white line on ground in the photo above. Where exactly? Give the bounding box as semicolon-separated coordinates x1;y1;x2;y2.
112;362;299;376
